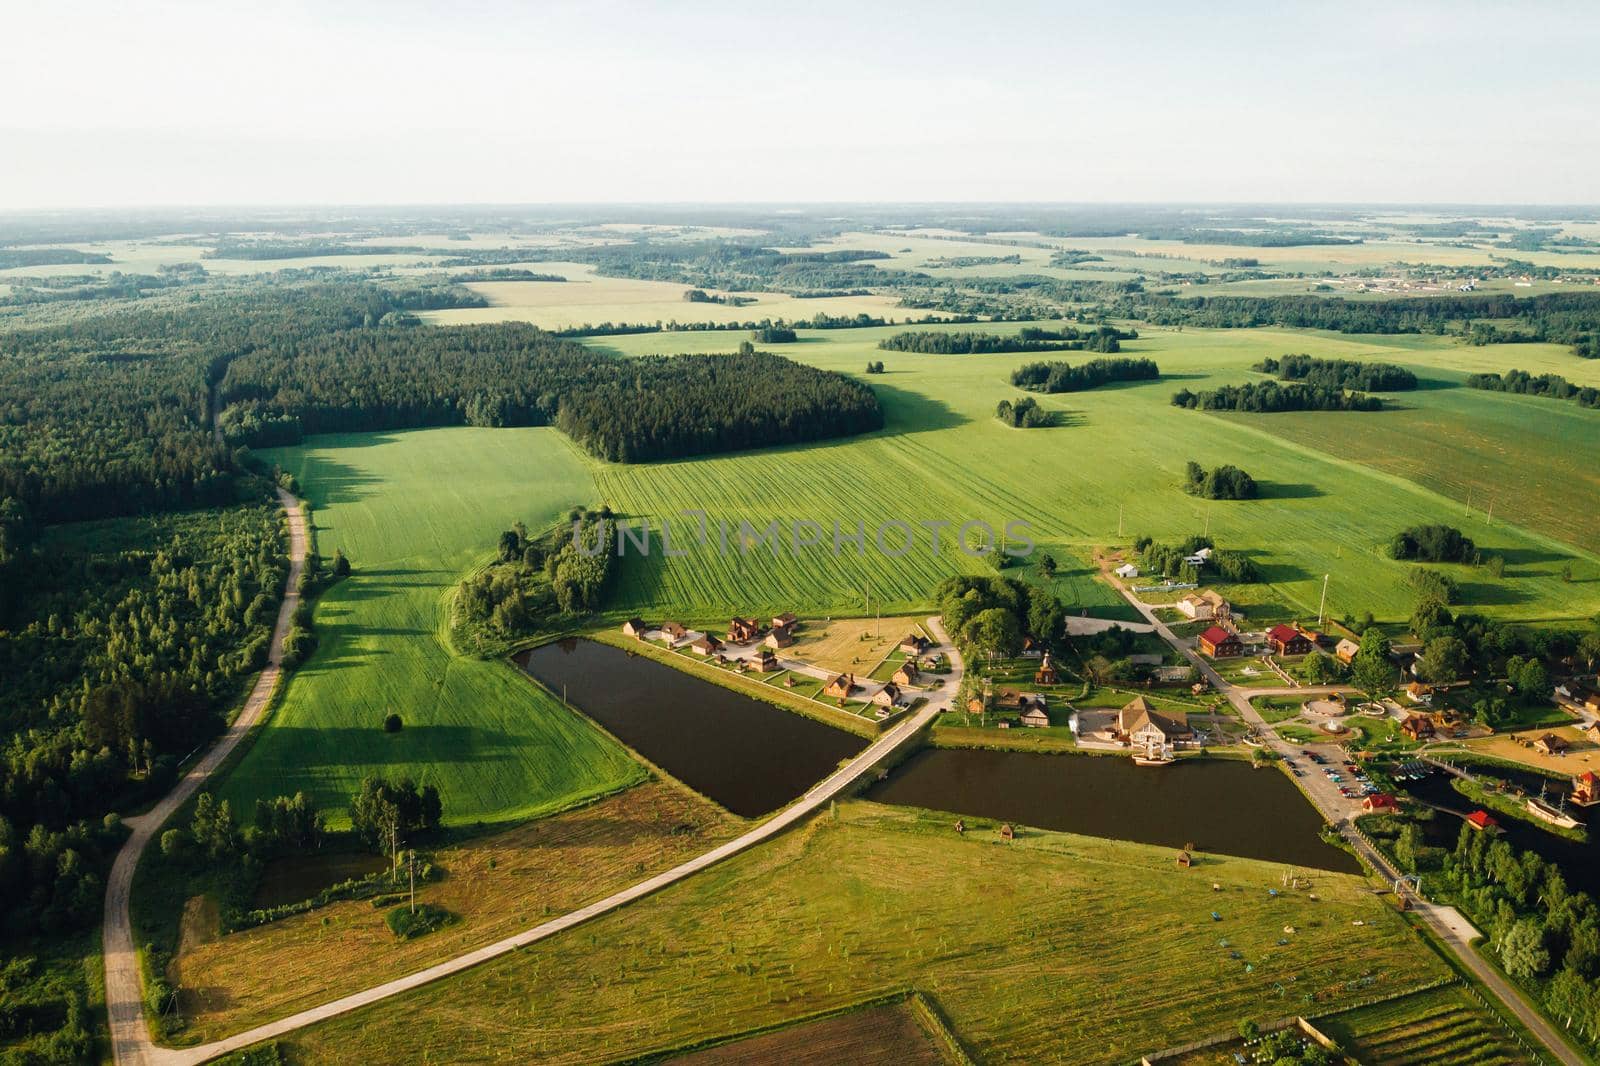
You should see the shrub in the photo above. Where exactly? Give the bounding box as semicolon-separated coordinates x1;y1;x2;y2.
386;902;456;939
383;713;403;733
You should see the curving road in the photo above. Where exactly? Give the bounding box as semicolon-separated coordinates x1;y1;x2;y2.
109;613;960;1065
104;488;308;1066
1104;572;1584;1066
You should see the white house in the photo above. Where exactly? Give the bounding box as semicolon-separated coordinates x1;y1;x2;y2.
1175;590;1229;622
1114;563;1140;579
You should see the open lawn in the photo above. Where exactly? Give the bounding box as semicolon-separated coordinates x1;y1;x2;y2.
783;615;925;676
1458;725;1600;775
226;428;645;827
272;801;1448;1066
168;782;738;1043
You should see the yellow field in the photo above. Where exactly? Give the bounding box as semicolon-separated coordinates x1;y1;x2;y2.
1457;725;1599;775
417;263;935;330
171;781;738;1042
781;614;928;676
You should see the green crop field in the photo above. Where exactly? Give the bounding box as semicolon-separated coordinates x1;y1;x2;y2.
589;322;1600;626
216;318;1600;827
271;802;1449;1066
224;428;645;828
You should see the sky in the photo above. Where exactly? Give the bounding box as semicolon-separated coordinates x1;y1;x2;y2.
2;0;1598;208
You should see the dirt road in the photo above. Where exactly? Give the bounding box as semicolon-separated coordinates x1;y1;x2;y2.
104;488;307;1066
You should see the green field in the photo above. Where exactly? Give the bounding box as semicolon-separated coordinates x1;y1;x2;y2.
1316;983;1530;1065
271;802;1449;1065
589;322;1600;625
211;318;1600;827
228;428;645;827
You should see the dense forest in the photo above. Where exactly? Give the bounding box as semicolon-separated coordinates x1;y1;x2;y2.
1254;354;1418;391
1183;461;1257;500
1171;381;1384;412
879;324;1132;354
1467;369;1600;410
1010;355;1159;393
220;326;883;463
569;240;910;294
0;280;474;525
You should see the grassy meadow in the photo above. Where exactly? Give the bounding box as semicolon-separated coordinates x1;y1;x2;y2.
270;802;1450;1065
229;427;645;827
209;315;1600;829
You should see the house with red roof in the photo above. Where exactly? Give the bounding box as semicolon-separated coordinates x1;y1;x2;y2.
1198;625;1242;658
1267;624;1313;656
1573;771;1600;806
1465;809;1500;832
1362;793;1398;812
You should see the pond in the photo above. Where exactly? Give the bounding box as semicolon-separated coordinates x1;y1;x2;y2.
1395;765;1600;897
253;851;388;909
517;639;867;818
865;747;1360;873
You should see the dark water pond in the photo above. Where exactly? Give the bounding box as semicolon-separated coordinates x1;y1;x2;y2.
1396;766;1600;897
865;747;1361;873
517;639;867;818
253;851;388;909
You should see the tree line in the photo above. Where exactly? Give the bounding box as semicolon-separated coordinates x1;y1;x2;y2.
880;324;1133;355
1119;291;1600;359
1010;355;1159;393
1254;354;1418;391
1467;369;1600;410
1171;381;1383;412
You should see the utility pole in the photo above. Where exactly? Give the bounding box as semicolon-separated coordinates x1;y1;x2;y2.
1317;574;1329;626
1486;497;1494;523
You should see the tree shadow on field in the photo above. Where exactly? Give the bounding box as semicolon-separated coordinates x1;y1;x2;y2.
1407;375;1460;392
1456;580;1532;607
867;381;968;435
1255;481;1327;500
297;453;387;505
1495;546;1568;568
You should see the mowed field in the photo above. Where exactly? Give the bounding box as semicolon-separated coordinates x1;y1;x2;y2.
227;427;644;827
216;317;1600;827
272;803;1450;1065
590;323;1600;626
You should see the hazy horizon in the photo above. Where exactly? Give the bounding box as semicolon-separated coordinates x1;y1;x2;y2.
4;0;1599;210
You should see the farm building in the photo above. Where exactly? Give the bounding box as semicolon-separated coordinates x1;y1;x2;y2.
659;621;689;644
1198;626;1242;658
1535;733;1570;755
622;618;648;639
772;612;798;635
1118;696;1193;748
1020;704;1051;728
1400;714;1435;741
689;634;724;656
754;648;779;672
872;683;901;708
824;673;858;699
996;689;1047;713
1034;651;1059;685
899;633;930;656
1267;624;1313;656
892;660;920;686
1335;638;1360;664
729;617;762;642
1176;590;1229;622
1114;562;1140;578
1184;547;1213;567
764;628;794;649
